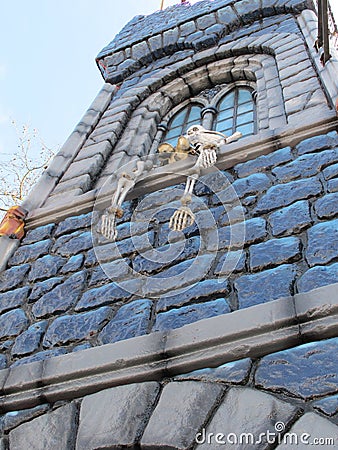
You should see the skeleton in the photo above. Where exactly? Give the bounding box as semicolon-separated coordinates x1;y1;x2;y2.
100;157;154;241
169;125;242;232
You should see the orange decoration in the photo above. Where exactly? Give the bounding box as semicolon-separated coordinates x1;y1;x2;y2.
0;206;27;240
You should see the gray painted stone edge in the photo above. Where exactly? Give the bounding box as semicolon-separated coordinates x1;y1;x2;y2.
0;281;337;413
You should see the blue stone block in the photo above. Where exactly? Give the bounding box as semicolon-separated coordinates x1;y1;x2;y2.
218;205;246;227
232;173;271;198
313;394;338;416
12;348;67;368
0;264;30;293
76;279;137;312
0;287;30;315
22;223;55;245
54;231;93;257
269;200;311;236
214;250;246;276
153;298;230;332
29;277;63;301
11;321;48;357
0;309;28;339
255;337;338;400
0;355;7;369
9;239;52;266
133;236;200;274
32;271;87;319
89;259;130;286
175;358;252;384
60;254;84;274
322;162;338;180
157;278;231;312
28;255;66;282
256;177;322;213
297;263;338;293
328;178;338;193
314;193;338;219
234;147;292;178
43;306;111;347
249;237;301;270
99;299;152;345
55;212;92;237
295;132;335;156
306;219;338;266
235;264;297;308
216;217;267;250
272;149;338;182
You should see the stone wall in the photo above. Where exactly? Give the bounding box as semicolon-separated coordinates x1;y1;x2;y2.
1;337;338;448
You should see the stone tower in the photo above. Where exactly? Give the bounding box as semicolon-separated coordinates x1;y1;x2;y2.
0;0;338;448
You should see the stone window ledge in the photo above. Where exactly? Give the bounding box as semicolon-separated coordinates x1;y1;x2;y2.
25;114;338;230
0;281;337;413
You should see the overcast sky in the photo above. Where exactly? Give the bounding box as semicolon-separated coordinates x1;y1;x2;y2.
0;0;337;157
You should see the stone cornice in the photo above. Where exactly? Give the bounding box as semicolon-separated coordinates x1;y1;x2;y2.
25;115;338;230
0;282;337;413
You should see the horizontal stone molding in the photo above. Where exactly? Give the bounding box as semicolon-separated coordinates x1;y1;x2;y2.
25;115;338;230
0;281;337;413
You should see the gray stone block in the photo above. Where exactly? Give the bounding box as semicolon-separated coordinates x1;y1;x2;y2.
175;358;252;384
11;321;48;357
297;263;338;293
99;299;152;344
256;177;322;213
0;287;30;314
153;298;231;332
76;382;160;450
32;271;87;319
29;277;63;301
9;239;52;266
269;200;311;236
22;224;55;245
0;264;30;293
232;173;272;198
9;403;77;450
235;264;296;308
314;193;338;219
196;387;298;449
276;413;338;449
62;154;104;182
53;174;92;195
255;337;338;400
305;219;338;266
249;237;301;270
28;255;66;282
141;381;223;449
43;306;111;347
75;141;112;161
0;309;28;340
55;212;92;237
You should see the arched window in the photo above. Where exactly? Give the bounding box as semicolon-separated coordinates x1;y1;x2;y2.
163;104;202;146
214;87;256;138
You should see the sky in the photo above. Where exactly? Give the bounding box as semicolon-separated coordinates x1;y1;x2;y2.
0;0;337;158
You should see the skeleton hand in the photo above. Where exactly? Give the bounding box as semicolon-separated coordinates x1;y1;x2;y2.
197;147;218;168
169;205;195;232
